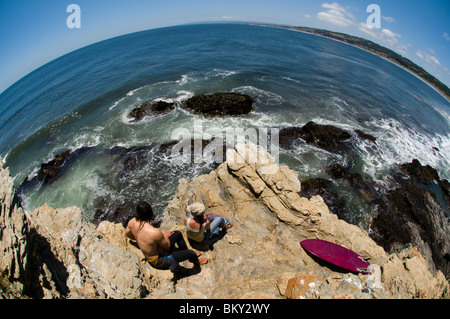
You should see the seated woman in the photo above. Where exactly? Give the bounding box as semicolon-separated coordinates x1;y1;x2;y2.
184;202;233;248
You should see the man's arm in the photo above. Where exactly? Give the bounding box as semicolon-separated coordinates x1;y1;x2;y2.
124;220;136;240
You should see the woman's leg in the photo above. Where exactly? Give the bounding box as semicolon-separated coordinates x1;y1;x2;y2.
203;216;225;240
209;216;225;234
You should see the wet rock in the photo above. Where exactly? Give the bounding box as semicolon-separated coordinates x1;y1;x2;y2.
129;101;175;122
354;129;376;143
325;163;347;179
400;159;440;185
21;147;94;188
93;204;133;227
108;139;230;173
277;127;304;149
300;121;351;151
300;178;347;220
37;150;72;183
371;182;450;279
183;92;254;116
278;121;351;151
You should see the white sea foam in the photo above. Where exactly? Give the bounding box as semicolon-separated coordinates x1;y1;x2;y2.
282;76;302;84
175;90;194;102
109;87;144;110
356;118;450;182
176;74;190;85
64;131;102;151
176;69;237;86
231;85;284;105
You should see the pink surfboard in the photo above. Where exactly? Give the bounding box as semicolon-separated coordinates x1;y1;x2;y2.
300;239;370;274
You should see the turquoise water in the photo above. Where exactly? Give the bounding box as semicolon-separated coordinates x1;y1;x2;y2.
0;23;448;226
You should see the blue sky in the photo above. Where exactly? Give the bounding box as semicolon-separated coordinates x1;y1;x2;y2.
1;0;449;94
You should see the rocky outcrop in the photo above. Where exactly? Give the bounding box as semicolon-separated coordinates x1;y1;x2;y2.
370;159;450;279
184;93;254;116
159;144;448;299
128;92;255;121
0;164;29;298
1;145;449;299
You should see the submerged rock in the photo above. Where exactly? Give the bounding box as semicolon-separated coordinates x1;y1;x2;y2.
129;100;175;122
183;92;254;116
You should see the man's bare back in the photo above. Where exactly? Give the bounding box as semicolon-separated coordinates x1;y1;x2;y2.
125;218;171;259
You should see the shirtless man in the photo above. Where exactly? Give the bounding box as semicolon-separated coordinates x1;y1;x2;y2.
125;201;207;274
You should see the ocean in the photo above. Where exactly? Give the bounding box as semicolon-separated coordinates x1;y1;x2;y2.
0;23;449;228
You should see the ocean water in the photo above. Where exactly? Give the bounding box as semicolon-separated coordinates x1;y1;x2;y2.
0;23;449;227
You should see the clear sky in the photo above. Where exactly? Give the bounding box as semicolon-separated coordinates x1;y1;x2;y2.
1;0;449;94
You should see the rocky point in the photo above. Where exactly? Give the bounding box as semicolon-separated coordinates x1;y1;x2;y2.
1;144;449;299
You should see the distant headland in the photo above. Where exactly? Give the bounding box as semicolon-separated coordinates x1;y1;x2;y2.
250;23;450;100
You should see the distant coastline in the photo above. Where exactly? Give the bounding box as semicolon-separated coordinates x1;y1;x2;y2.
250;23;450;101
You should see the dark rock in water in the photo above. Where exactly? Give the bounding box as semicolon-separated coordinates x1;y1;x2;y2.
438;179;450;205
108;144;159;173
370;159;450;279
92;202;164;228
108;139;230;173
184;92;254;116
300;121;351;151
347;173;381;204
129;100;175;122
93;204;133;227
278;121;351;151
370;182;450;279
37;149;72;183
278;127;304;149
22;147;94;186
300;178;347;220
354;129;376;143
400;159;440;185
325;164;347;179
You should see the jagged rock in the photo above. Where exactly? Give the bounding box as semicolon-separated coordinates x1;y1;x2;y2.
129;101;175;122
381;247;449;299
371;182;450;279
370;159;450;279
0;165;29;298
27;204;150;298
184;92;254;116
400;159;440;185
161;143;394;298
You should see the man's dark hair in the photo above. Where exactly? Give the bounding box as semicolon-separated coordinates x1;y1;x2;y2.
136;201;154;224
